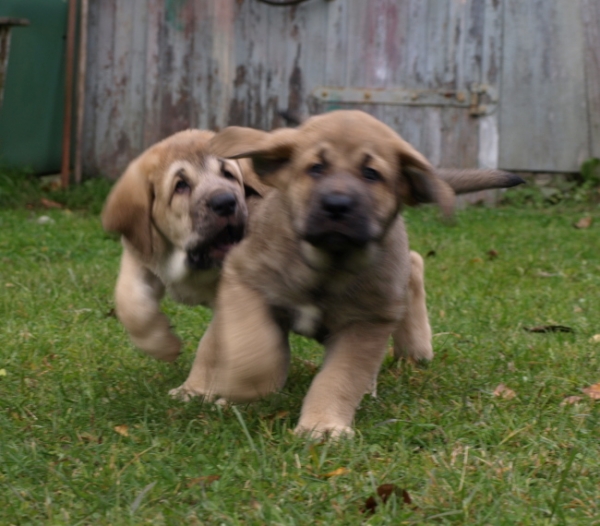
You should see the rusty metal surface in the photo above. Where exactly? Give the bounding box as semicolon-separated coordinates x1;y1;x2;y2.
82;0;599;180
311;84;499;116
0;18;30;26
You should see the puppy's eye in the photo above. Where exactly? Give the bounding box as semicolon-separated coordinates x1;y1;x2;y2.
308;163;326;177
174;180;190;194
222;169;237;182
362;167;382;182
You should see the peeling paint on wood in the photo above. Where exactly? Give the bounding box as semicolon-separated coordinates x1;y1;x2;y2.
83;0;599;181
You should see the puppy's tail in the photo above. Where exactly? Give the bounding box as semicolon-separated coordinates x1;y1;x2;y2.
435;168;525;194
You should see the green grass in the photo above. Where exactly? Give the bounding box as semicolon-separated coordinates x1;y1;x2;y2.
1;174;600;525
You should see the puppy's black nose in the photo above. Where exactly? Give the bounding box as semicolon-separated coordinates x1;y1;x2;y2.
321;193;355;220
208;192;237;217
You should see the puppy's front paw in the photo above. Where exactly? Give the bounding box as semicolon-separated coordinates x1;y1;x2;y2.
392;336;433;363
168;384;214;402
294;421;355;440
132;332;182;362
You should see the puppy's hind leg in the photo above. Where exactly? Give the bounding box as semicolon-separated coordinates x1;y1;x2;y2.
115;249;181;362
392;251;433;363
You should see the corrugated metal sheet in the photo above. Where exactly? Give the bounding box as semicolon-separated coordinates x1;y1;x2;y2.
83;0;600;180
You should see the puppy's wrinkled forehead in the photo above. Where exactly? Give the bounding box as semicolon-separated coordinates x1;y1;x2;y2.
162;154;241;183
296;111;399;160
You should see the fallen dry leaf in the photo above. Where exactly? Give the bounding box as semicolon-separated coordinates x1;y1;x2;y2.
487;249;499;259
536;271;564;278
300;359;319;373
574;216;592;229
524;325;574;334
78;432;102;444
361;484;412;515
561;396;583;406
40;198;63;209
187;475;221;488
113;424;129;437
322;467;350;478
493;383;517;400
582;383;600;400
590;334;600;343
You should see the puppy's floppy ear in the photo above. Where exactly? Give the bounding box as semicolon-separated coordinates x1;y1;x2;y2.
234;158;271;199
395;138;455;216
101;158;154;258
209;126;298;191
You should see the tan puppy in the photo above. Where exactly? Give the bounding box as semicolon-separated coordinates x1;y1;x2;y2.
102;130;267;362
171;110;459;438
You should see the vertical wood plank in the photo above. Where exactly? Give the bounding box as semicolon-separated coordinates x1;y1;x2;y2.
90;0;116;177
499;0;589;172
581;0;600;158
143;0;163;148
82;0;101;175
159;0;195;137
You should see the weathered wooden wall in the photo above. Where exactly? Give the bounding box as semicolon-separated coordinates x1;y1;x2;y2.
83;0;600;180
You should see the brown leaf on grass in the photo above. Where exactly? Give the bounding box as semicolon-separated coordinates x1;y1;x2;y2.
574;216;592;229
582;383;600;400
78;432;103;444
487;249;499;260
561;396;583;406
322;467;350;478
361;484;412;515
524;325;574;334
113;424;129;437
493;384;517;400
300;359;318;373
40;198;63;209
187;475;221;488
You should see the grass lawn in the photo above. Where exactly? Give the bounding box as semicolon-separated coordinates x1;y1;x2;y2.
1;173;599;525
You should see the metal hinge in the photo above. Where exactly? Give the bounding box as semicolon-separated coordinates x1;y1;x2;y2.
311;83;498;117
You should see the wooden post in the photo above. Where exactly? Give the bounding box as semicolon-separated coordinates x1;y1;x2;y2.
61;0;78;189
74;0;88;185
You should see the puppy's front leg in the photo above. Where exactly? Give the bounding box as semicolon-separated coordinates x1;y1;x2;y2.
115;248;181;362
392;251;433;363
295;321;394;438
215;272;290;402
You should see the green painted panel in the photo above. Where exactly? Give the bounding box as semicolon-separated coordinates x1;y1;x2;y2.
0;0;67;173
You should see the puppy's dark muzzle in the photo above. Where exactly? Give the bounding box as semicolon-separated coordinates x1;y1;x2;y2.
208;192;237;217
304;192;371;253
321;193;355;221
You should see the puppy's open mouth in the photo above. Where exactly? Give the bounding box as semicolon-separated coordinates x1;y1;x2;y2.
186;224;245;269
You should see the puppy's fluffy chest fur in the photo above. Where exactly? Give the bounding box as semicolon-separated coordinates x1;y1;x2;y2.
126;241;220;307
